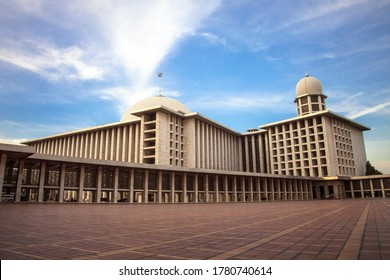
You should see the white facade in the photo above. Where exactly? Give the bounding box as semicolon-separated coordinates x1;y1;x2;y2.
1;75;389;204
23;76;369;178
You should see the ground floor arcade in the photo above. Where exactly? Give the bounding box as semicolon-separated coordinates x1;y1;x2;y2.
1;144;389;203
0;157;313;204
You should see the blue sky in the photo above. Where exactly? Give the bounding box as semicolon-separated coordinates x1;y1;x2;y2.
0;0;389;173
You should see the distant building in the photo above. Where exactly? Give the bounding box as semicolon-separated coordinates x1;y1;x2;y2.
0;75;389;203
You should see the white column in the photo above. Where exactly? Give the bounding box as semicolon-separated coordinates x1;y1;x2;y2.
244;136;249;171
307;181;312;200
94;131;99;159
249;177;254;202
84;133;90;158
292;180;297;200
210;128;214;169
110;128;115;161
224;176;229;202
122;126;128;162
75;135;80;157
284;180;288;201
128;125;133;162
183;173;187;203
99;131;104;160
233;176;238;202
0;153;7;202
270;179;275;201
194;174;199;203
113;167;119;203
116;127;121;161
380;179;385;198
205;124;209;169
135;124;140;163
59;163;66;203
38;161;46;203
170;172;175;203
215;175;219;203
251;135;256;172
106;129;111;161
78;165;85;203
96;167;102;203
158;171;162;203
144;170;149;203
241;177;246;202
15;160;25;202
70;135;75;157
369;179;374;198
129;169;134;203
205;174;209;203
54;139;58;156
195;121;201;168
77;135;83;158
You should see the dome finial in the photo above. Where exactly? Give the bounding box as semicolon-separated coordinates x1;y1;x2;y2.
305;72;310;77
158;72;163;97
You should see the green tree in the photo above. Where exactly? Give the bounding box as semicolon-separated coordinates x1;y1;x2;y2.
366;161;383;175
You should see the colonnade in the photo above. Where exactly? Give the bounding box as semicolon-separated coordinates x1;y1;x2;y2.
2;150;389;204
346;177;390;198
0;156;313;203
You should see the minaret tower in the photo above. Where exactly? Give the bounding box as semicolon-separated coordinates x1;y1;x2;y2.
294;74;327;116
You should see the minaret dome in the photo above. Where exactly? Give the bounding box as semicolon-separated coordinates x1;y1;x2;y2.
294;74;327;116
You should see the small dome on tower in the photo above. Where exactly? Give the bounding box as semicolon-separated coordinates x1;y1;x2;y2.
295;74;323;97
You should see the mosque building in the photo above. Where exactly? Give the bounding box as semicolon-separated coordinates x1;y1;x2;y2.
0;75;389;203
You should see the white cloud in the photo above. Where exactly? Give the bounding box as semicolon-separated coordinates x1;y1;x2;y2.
0;43;106;81
0;0;222;103
94;1;221;85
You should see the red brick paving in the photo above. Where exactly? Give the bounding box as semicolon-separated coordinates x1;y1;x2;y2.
0;199;389;260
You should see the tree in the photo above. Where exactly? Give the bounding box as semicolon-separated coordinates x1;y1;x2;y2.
366;161;383;175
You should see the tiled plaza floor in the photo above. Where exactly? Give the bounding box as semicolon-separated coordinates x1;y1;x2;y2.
0;199;389;260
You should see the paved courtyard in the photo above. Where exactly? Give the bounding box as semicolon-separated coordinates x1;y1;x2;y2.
0;199;389;260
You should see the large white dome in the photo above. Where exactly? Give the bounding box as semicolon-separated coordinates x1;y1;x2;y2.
120;96;191;122
295;74;323;97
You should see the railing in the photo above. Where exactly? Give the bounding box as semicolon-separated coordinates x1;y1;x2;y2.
1;194;15;203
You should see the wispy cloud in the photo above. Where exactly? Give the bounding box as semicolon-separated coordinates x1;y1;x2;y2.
217;0;389;60
327;90;390;119
196;32;238;51
348;101;390;119
0;119;95;142
280;0;371;30
290;34;390;64
186;91;293;113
